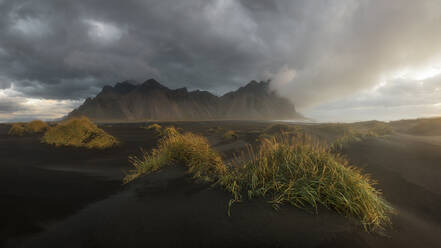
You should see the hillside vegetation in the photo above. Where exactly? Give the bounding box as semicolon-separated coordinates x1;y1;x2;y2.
42;117;118;149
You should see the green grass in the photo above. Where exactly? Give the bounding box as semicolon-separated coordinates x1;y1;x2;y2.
124;127;226;183
124;129;394;232
41;117;119;149
8;120;49;136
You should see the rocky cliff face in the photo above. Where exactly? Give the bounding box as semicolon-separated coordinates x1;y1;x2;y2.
68;79;301;121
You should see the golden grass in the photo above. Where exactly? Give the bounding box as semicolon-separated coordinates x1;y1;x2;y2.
8;120;49;136
8;123;27;136
143;123;162;134
124;127;226;183
124;129;394;232
218;135;394;232
223;130;238;140
41;117;118;149
26;120;49;133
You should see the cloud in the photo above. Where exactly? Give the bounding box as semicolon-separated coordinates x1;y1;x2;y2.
0;0;440;121
308;73;441;122
0;87;82;122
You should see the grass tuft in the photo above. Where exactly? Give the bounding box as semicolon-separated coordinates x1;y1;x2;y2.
124;127;226;184
8;123;27;136
41;117;118;149
8;120;49;136
219;135;394;232
143;123;162;134
125;130;394;232
26;120;49;133
223;130;238;140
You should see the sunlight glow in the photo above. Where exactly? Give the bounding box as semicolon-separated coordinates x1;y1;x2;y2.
85;19;123;44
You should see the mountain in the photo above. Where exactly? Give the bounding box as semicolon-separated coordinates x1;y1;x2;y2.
68;79;302;121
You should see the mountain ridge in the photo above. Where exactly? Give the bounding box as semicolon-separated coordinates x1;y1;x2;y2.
68;79;302;121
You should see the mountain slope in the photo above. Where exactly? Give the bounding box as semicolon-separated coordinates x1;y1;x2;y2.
68;79;301;121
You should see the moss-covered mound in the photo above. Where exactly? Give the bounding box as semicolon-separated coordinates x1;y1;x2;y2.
42;117;118;149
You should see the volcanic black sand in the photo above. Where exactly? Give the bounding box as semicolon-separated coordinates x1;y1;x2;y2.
1;121;441;247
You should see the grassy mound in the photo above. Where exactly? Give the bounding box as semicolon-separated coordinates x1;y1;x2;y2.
42;117;118;149
26;120;49;133
143;123;162;134
8;120;49;136
219;135;394;231
223;130;238;140
8;123;27;136
124;127;226;183
125;130;393;232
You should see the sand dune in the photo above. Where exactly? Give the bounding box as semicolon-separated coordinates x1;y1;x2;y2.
1;121;441;247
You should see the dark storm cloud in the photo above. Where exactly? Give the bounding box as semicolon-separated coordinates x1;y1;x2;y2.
0;0;270;99
0;0;441;116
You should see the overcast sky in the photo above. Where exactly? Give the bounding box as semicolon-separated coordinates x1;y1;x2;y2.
1;0;441;122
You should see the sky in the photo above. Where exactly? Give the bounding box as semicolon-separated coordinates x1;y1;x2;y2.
1;0;441;122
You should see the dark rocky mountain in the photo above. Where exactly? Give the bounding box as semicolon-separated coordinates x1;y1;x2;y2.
68;79;302;121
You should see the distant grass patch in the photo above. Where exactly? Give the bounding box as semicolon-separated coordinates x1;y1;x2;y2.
143;123;162;134
223;130;238;140
42;117;118;149
124;127;226;183
331;122;393;151
8;120;49;136
125;129;394;232
8;123;26;136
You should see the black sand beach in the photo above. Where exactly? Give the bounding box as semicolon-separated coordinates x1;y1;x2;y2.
1;121;441;247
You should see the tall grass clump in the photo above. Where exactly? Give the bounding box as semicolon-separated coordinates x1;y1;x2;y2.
218;135;394;232
124;127;226;183
42;117;118;149
124;129;393;232
26;120;49;133
8;123;27;136
8;120;49;136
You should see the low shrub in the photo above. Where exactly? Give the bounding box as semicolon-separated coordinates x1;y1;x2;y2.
42;117;118;149
124;127;226;183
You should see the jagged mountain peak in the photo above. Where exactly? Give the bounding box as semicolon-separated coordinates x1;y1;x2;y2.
69;78;301;121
